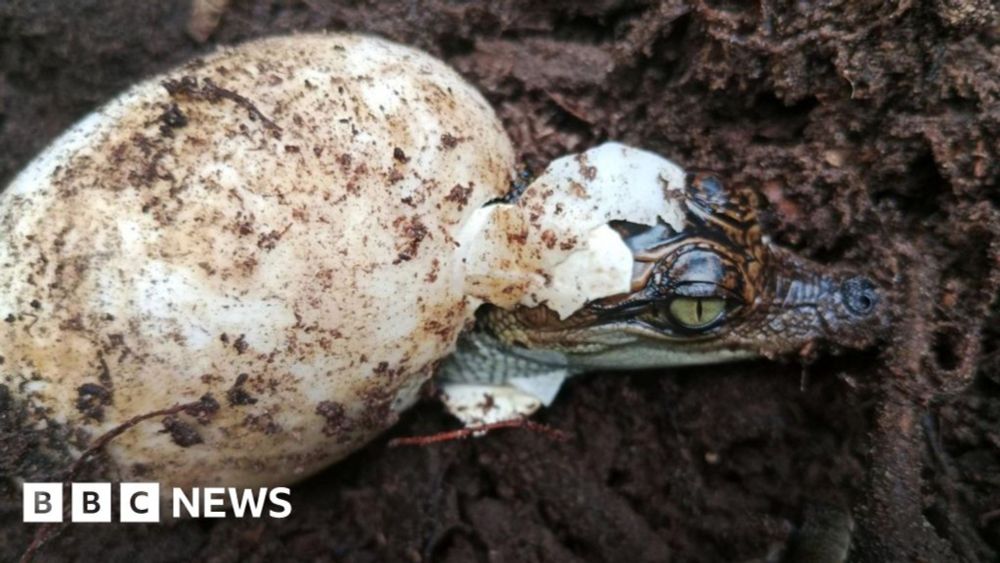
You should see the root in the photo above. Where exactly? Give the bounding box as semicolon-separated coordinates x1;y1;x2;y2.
18;396;218;563
389;418;569;447
162;76;282;138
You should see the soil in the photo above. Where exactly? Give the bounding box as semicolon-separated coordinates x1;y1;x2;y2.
1;1;999;561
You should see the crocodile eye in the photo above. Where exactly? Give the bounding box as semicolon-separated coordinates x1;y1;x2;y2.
668;297;726;329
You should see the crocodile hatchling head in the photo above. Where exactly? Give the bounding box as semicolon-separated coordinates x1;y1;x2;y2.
480;169;887;367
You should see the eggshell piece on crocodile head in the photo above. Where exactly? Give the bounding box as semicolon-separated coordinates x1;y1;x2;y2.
459;142;687;318
0;33;515;488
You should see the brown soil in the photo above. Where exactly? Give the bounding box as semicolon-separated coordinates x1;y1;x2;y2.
1;1;999;561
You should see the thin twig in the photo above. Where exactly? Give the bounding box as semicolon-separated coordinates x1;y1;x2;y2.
389;419;569;447
19;398;213;563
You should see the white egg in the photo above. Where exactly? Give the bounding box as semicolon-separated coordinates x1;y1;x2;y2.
0;33;515;488
0;28;694;491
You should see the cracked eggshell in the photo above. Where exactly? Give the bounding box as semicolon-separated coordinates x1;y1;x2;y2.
460;142;687;317
0;33;514;488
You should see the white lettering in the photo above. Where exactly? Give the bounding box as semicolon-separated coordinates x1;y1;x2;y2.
172;487;199;518
268;487;292;518
228;488;267;518
203;487;226;517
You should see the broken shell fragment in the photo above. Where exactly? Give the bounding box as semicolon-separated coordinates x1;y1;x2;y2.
459;143;688;317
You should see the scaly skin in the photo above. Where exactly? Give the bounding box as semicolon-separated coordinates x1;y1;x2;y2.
442;172;885;381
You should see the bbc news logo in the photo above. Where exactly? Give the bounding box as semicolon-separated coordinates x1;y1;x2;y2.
23;483;292;522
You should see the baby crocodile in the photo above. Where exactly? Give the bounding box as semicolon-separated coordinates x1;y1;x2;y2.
439;154;884;425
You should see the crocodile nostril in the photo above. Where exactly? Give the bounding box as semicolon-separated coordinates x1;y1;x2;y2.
841;276;879;316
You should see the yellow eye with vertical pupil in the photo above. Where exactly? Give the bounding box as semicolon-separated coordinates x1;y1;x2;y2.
668;297;727;329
